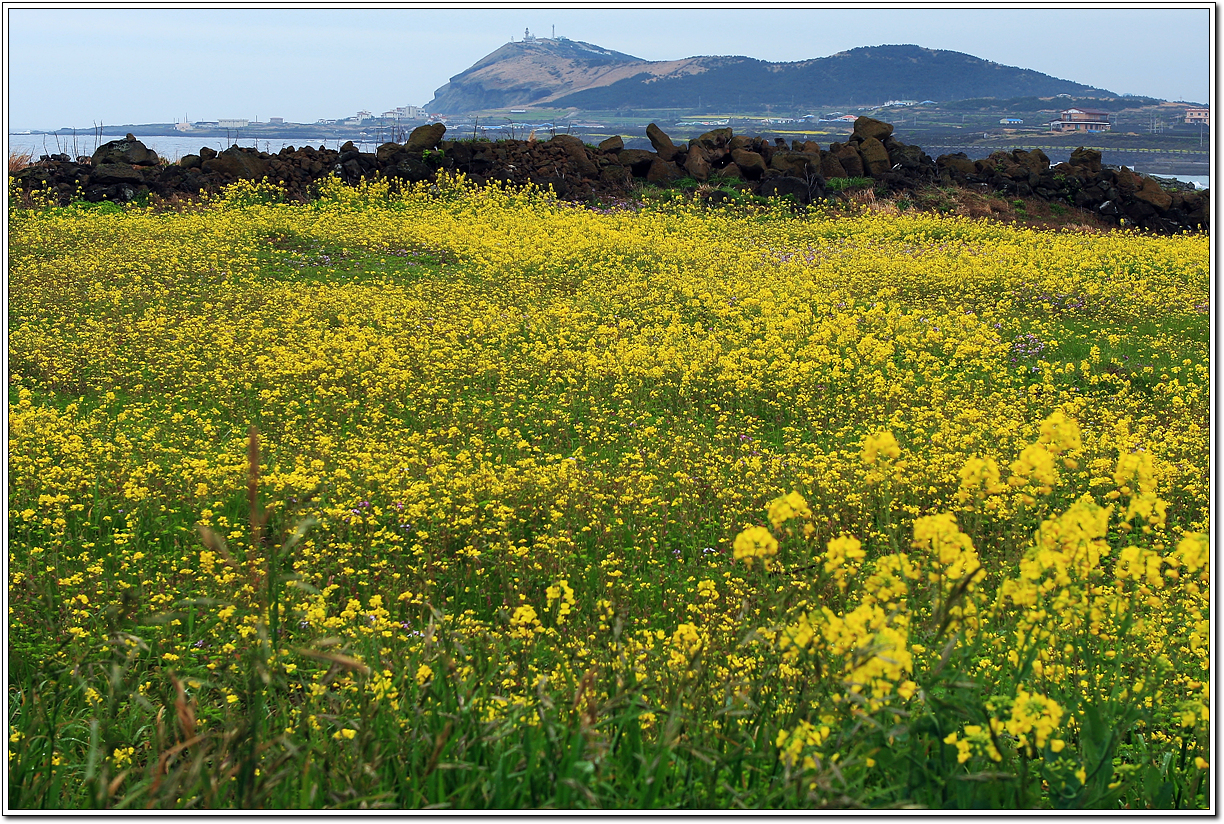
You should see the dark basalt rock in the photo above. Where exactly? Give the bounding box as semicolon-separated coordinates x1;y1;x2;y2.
8;117;1207;235
92;134;159;167
646;123;681;162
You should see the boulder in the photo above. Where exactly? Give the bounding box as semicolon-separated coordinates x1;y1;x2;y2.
617;149;658;177
89;163;146;185
936;152;976;177
1133;177;1173;211
730;149;767;180
693;127;733;151
759;175;820;205
646;123;681;161
393;157;434;183
858;137;891;177
713;162;743;180
548;134;599;177
376;142;404;162
1049;161;1087;182
179;154;202;169
404;123;446;153
1068;147;1103;173
199;146;218;161
645;157;684;184
834;145;864;177
769;151;821;177
598;135;624;152
887;143;924;170
728;135;754;151
1113;166;1141;195
91;134;159;167
820;153;848;179
600;165;632;186
1012;148;1050;175
684;144;712;181
852;116;893;143
201;146;272;180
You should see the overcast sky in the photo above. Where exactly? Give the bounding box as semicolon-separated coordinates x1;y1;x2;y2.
4;5;1212;130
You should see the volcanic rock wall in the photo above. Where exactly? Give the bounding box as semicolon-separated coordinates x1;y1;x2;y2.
10;121;1208;234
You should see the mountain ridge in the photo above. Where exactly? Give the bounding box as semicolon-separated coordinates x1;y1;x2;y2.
426;41;1117;113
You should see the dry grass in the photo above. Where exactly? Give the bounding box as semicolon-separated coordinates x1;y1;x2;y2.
9;149;35;173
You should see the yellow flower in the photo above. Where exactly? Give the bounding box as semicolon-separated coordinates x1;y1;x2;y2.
1009;442;1058;493
767;490;811;529
861;430;900;465
733;525;778;570
956;455;1005;502
1038;410;1081;456
508;604;542;639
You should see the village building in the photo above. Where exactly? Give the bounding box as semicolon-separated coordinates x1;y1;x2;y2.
1049;107;1111;132
1184;107;1209;125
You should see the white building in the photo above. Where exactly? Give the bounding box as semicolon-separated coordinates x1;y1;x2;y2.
218;118;248;129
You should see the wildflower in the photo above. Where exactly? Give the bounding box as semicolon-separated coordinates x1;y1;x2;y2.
767;490;811;530
823;535;866;590
669;622;704;671
733;525;778;570
1005;688;1063;753
1009;443;1059;494
545;578;576;624
861;430;900;465
508;604;542;639
956;456;1005;503
1038;410;1082;457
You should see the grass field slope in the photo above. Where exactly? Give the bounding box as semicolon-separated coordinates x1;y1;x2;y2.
6;177;1210;810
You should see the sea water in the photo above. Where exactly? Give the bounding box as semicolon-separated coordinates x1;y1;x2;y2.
6;133;372;160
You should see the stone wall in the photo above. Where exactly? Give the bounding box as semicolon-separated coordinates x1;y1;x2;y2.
10;121;1208;234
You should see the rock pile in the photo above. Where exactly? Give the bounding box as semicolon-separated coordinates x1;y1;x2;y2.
10;119;1208;234
934;146;1208;233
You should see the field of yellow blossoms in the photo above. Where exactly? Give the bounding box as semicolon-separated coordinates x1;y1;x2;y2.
7;176;1210;809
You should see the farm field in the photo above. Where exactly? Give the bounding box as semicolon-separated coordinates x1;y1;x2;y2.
6;176;1211;809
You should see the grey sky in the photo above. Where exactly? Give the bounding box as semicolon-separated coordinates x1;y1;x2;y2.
4;6;1211;130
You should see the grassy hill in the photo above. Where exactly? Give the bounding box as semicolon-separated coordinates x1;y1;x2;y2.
427;41;1115;114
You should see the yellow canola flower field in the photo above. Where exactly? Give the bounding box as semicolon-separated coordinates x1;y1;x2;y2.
7;177;1210;809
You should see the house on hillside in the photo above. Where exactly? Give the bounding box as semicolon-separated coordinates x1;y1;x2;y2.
1185;107;1209;125
1050;108;1111;132
999;117;1024;125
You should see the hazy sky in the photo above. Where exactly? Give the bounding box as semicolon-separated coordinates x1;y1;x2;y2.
4;5;1212;130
